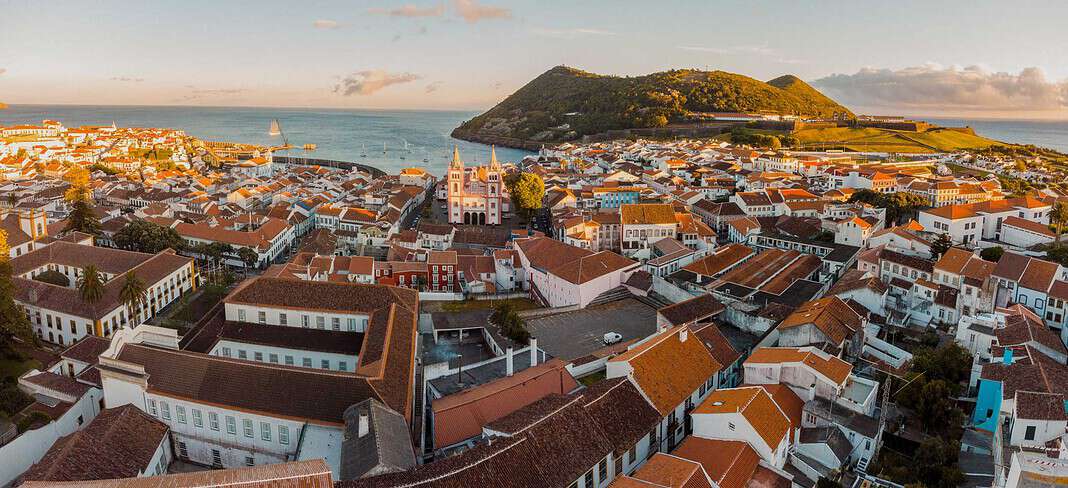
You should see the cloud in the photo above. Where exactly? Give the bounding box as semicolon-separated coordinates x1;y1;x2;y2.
110;76;144;82
425;81;443;93
677;44;776;56
454;0;510;23
313;19;342;29
531;27;616;39
368;4;445;17
179;88;250;102
813;64;1068;111
334;70;422;96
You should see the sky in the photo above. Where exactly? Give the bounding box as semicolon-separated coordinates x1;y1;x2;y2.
3;0;1068;118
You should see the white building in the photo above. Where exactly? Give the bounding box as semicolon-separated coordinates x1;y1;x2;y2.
12;241;196;346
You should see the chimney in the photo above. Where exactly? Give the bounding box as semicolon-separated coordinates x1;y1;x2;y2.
1003;348;1013;366
358;412;369;438
679;328;688;342
529;338;538;367
506;347;514;376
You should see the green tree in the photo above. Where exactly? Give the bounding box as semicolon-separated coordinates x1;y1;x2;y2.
1050;201;1068;248
911;343;972;386
114;220;185;254
77;265;105;305
0;230;36;345
237;247;258;276
846;189;881;205
62;167;101;235
118;272;148;325
505;172;546;221
931;233;953;259
980;246;1004;262
64;200;102;236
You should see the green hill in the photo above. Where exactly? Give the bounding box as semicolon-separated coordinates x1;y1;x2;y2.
791;126;1003;153
452;66;853;148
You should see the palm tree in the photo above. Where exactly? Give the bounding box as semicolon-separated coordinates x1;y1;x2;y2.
119;272;148;326
77;265;105;305
237;247;258;277
1051;201;1068;248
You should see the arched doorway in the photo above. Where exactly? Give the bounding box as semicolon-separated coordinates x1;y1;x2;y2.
463;212;471;224
478;213;486;225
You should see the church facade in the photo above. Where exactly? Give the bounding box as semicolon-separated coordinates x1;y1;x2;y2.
447;146;509;225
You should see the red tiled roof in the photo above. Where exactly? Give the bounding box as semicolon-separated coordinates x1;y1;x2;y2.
432;359;578;448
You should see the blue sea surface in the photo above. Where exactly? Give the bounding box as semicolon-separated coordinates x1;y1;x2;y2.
0;105;533;176
923;117;1068;153
4;106;1067;174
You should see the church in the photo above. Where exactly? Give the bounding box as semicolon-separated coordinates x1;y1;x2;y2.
447;146;509;225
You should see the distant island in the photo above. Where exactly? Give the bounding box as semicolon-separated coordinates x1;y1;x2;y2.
451;65;853;149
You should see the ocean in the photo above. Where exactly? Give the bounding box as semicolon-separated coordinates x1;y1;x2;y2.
0;105;533;177
923;117;1068;153
3;106;1068;175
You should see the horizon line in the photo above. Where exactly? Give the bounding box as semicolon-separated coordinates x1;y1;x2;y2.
0;102;490;113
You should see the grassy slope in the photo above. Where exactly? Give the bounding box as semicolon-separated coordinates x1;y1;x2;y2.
792;127;1002;152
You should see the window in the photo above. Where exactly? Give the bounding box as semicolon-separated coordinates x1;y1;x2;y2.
279;425;290;445
597;459;607;483
285;355;294;365
160;402;171;420
226;416;237;435
176;406;186;424
301;315;309;328
728;422;736;431
221;347;231;357
238;350;247;359
584;469;594;488
245;456;255;467
192;409;203;428
148;399;158;416
316;316;325;329
332;317;340;331
238;309;246;321
258;311;266;324
209;412;219;431
279;313;287;325
269;353;278;363
321;359;330;369
254;352;263;362
261;422;271;441
347;318;357;331
1025;425;1036;441
243;419;254;437
339;361;347;371
303;358;312;368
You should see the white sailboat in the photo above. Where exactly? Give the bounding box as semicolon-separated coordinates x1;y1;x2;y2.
269;119;281;136
360;143;367;158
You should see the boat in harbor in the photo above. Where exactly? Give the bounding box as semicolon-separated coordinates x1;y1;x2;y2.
269;119;281;136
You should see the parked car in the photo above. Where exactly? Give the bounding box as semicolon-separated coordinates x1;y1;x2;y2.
603;332;623;345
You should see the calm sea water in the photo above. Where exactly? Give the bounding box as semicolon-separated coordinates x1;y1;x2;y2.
924;117;1068;153
0;105;533;176
3;106;1067;174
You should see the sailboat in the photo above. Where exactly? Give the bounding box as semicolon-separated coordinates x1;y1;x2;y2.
383;142;387;155
360;143;367;158
269;119;281;136
422;148;429;163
